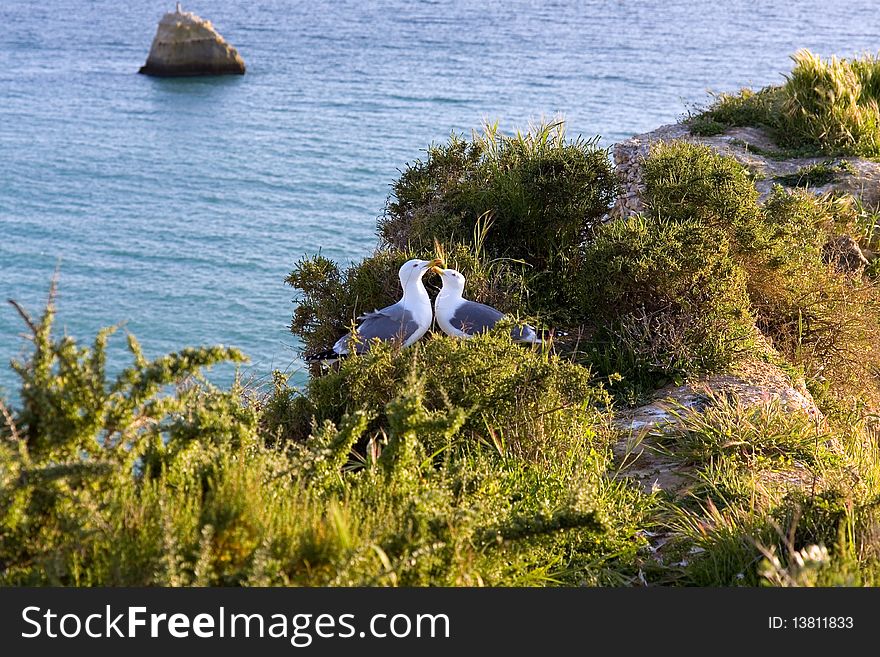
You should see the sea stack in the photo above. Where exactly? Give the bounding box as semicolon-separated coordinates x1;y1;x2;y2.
139;4;246;77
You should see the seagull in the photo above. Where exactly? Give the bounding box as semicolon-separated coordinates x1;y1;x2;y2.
431;266;541;343
306;258;442;363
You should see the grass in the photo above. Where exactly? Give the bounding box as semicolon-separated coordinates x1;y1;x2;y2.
688;87;779;137
655;394;880;587
659;395;828;471
11;283;880;587
689;50;880;158
774;160;855;187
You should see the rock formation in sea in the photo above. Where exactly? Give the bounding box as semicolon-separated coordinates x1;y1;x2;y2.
139;4;246;77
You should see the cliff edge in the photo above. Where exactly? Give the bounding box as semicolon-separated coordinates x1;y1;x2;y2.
139;5;246;77
612;123;880;220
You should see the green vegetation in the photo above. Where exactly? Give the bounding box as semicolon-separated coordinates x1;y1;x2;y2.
381;121;618;266
280;121;880;587
774;160;854;187
6;54;880;586
663;397;880;586
0;287;649;586
294;334;608;459
689;50;880;157
579;215;755;381
375;121;618;326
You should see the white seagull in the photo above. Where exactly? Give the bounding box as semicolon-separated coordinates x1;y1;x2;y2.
306;258;442;363
431;266;541;343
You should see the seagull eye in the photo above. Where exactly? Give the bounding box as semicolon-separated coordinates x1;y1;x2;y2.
413;264;418;267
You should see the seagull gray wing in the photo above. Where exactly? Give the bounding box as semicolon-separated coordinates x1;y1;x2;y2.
448;301;504;335
450;300;540;342
335;304;419;353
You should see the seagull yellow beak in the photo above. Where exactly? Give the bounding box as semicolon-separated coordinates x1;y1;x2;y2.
429;258;444;275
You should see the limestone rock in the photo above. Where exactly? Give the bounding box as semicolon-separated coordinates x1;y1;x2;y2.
139;5;245;77
613;359;821;437
612;357;823;496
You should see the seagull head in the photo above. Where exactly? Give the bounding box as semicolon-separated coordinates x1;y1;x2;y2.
430;266;466;296
399;258;442;290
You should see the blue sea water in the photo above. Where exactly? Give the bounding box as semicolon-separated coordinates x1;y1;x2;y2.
1;0;878;397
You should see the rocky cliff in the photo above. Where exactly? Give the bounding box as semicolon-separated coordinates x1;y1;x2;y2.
613;122;880;219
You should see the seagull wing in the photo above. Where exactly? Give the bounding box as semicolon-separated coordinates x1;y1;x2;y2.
450;300;540;343
448;300;504;335
335;303;419;354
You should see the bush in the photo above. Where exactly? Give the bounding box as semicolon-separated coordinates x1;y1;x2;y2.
665;402;880;587
291;139;764;395
0;287;249;584
287;251;415;359
637;142;880;406
594;142;880;400
642;141;763;246
378;121;618;320
757;186;854;269
301;332;609;460
286;123;621;404
382;122;618;261
663;395;829;469
739;187;880;406
749;263;880;403
287;241;538;358
578;214;755;383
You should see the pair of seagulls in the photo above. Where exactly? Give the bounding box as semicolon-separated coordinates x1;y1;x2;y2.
307;258;541;363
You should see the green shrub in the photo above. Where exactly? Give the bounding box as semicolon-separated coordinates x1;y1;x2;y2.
637;143;880;406
286;250;416;359
641;142;853;270
257;370;316;444
6;285;246;465
378;122;618;320
664;399;880;587
0;287;248;584
579;214;755;383
851;53;880;103
642;141;763;244
382;122;618;261
757;185;839;269
302;332;608;460
750;262;880;404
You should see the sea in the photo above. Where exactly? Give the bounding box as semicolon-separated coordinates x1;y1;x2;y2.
2;0;878;397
